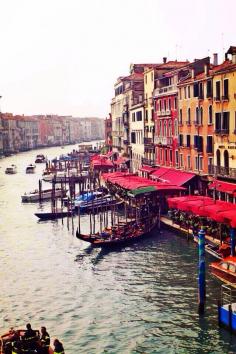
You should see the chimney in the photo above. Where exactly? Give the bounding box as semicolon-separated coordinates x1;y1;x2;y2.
204;63;209;76
191;68;195;78
232;54;236;64
163;57;167;64
213;53;218;66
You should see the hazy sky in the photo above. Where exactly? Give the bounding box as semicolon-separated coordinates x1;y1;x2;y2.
0;0;235;117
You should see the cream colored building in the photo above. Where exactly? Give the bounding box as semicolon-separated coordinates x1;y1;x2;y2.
129;104;145;172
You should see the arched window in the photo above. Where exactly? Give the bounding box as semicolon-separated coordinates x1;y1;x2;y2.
160;121;163;136
224;150;229;171
164;121;167;137
188;108;191;124
208;105;213;124
174;119;178;136
195;107;199;124
200;107;203;125
216;149;221;167
168;120;172;136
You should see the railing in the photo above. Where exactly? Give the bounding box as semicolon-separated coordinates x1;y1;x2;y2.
144;137;153;145
214;129;229;135
142;157;155;166
214;96;221;102
153;85;177;97
112;130;124;137
154;136;167;145
222;95;229;101
208;165;236;178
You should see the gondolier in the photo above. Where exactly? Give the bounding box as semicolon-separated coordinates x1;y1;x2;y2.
40;327;50;354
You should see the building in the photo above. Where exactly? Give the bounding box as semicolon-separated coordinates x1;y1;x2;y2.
105;113;112;151
210;47;236;185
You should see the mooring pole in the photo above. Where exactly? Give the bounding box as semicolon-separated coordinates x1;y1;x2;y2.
230;228;236;256
198;227;206;315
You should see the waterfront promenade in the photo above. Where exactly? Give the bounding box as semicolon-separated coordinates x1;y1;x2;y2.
1;145;236;353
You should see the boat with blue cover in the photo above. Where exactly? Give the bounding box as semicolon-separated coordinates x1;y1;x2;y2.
73;191;113;212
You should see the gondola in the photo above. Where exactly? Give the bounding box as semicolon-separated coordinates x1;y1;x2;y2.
35;209;74;220
76;216;158;248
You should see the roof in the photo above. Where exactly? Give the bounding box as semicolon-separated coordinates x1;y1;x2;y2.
209;180;236;195
151;167;196;186
139;166;157;174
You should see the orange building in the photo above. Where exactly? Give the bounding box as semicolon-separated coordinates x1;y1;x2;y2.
177;57;214;192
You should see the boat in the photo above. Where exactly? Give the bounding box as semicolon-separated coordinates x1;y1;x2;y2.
35;154;46;163
76;215;158;248
21;188;67;202
73;191;113;212
35;208;75;220
5;165;17;174
43;170;89;183
210;256;236;287
0;328;53;353
26;164;36;174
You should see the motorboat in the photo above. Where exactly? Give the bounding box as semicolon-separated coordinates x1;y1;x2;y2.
210;256;236;287
35;208;75;220
0;327;54;353
74;191;113;212
21;187;67;202
26;164;36;174
35;154;47;163
5;164;17;174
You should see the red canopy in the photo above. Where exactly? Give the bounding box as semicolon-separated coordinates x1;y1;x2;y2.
209;180;236;194
139;166;157;174
167;195;202;209
151;168;195;186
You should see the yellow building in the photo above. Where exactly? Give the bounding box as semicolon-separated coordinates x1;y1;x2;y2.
212;47;236;182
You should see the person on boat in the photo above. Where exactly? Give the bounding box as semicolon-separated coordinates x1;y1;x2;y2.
39;327;50;354
22;323;38;352
53;339;65;354
11;340;22;354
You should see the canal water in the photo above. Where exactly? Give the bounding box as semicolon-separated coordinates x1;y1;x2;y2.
0;143;236;354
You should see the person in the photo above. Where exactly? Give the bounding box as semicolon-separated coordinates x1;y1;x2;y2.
11;340;22;354
53;339;65;354
40;327;50;354
22;323;38;353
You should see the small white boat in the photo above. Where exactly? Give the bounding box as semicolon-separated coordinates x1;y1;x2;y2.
21;188;67;202
5;165;17;174
26;164;36;174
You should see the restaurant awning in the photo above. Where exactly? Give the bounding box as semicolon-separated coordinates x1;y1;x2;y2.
139;166;157;174
151;168;196;186
209;180;236;194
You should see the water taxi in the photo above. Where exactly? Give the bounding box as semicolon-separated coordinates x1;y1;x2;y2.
5;165;17;174
26;164;36;174
21;187;67;202
210;256;236;287
35;154;46;163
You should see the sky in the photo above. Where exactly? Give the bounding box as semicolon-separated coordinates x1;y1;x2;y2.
0;0;235;117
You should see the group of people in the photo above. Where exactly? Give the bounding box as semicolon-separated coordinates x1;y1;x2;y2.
2;323;65;354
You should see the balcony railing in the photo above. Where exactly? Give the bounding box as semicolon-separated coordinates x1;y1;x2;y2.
153;85;177;97
208;165;236;179
144;137;154;145
154;136;167;145
214;96;221;102
222;95;229;101
214;129;229;135
142;157;155;166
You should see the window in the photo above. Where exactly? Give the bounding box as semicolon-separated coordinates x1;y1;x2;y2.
175;150;179;166
187;108;191;124
215;112;221;131
195;107;199;124
223;79;229;99
179;134;183;146
174;97;177;109
159;100;162;111
131;132;136;144
168;120;172;136
164;121;167;136
200;107;203;125
199;82;204;99
136;111;142;121
198;136;203;152
222;112;230;132
207;80;212;98
151;109;154;121
170;150;173;163
208;157;213;168
184;87;187;99
199;156;203;171
208;105;213;124
207;136;213;153
132;113;135;122
145;110;148;121
195;156;199;170
164;100;167;111
215;81;221;100
179;88;182;100
168;98;171;110
186;135;191;147
180;154;183;167
187;155;191;169
151;72;154;82
145;75;147;84
188;86;191;98
179;109;183;124
174;119;178;136
165;149;168;164
193;83;199;97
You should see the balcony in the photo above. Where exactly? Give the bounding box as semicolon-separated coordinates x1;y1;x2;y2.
153;85;177;97
144;137;154;145
193;120;202;126
214;129;229;135
198;93;204;100
142;157;155;167
222;95;229;101
208;165;236;179
214;96;221;102
154;136;167;145
206;91;213;99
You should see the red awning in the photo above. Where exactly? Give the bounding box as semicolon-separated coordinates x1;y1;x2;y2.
139;166;157;174
209;180;236;194
151;168;195;186
167;196;202;209
113;157;129;166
